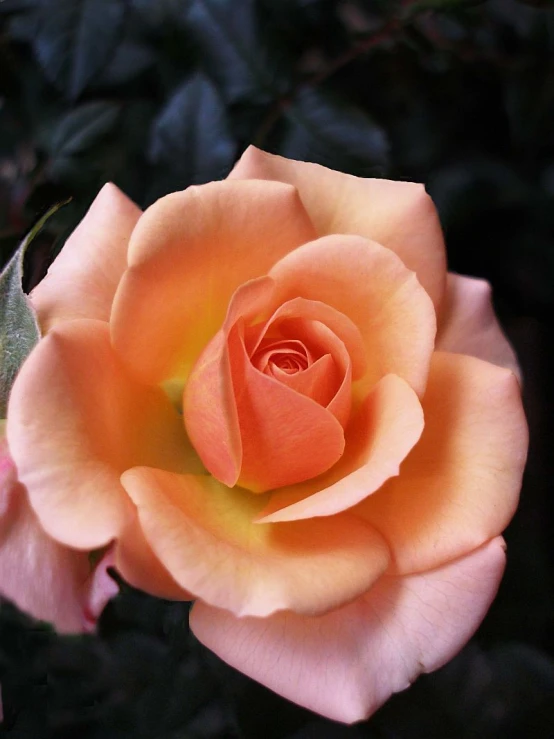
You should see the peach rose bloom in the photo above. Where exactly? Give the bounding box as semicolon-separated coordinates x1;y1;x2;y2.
5;148;527;722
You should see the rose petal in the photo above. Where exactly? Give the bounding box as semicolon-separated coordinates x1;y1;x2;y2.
183;277;275;487
271;353;339;407
230;146;447;310
115;515;192;601
111;180;316;385
0;427;90;632
276;319;351;424
437;273;521;382
244;296;367;381
7;320;199;549
82;548;120;631
257;373;423;522
268;235;436;397
190;536;506;723
31;184;140;332
122;467;390;618
228;322;346;492
356;352;527;574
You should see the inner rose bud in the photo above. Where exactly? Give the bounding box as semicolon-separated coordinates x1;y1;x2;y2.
252;339;311;375
184;301;362;494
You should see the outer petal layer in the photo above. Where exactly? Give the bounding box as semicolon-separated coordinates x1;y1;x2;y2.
0;428;90;632
111;180;316;385
436;273;521;381
269;235;436;397
191;537;506;724
231;146;447;310
122;467;390;618
356;352;527;574
31;184;141;332
7;320;197;549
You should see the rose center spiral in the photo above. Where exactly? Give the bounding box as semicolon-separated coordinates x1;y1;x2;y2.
251;339;312;377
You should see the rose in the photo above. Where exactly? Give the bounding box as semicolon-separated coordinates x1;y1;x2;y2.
4;147;527;722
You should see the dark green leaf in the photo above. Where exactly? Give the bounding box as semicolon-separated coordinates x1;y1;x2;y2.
148;71;236;194
130;0;189;28
6;9;40;41
185;0;291;104
94;41;156;88
46;101;120;181
0;0;37;14
32;0;126;99
280;87;389;175
0;204;66;417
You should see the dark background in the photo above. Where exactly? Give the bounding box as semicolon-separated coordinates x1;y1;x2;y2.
1;0;553;737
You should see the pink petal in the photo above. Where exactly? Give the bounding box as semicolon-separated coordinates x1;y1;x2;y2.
82;548;120;631
31;183;141;332
0;427;90;632
230;146;447;310
436;273;521;381
191;537;506;723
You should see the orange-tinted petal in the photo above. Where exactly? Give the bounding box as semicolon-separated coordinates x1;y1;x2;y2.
191;537;506;723
274;316;353;425
121;467;390;617
115;515;192;601
111;180;316;385
271;353;339;407
269;235;436;396
356;352;527;574
437;273;521;381
230;146;447;309
7;320;198;549
183;328;242;487
31;184;140;332
228;322;345;492
257;373;423;522
244;297;366;381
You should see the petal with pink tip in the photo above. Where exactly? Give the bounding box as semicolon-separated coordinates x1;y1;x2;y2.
31;184;141;332
7;320;198;550
356;352;527;574
230;146;447;310
122;467;390;618
0;427;90;633
82;548;120;631
437;273;521;381
191;537;506;724
111;180;316;385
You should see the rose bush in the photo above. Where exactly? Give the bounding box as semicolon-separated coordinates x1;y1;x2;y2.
3;147;527;722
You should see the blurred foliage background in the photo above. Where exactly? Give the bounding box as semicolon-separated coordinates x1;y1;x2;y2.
1;0;554;736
